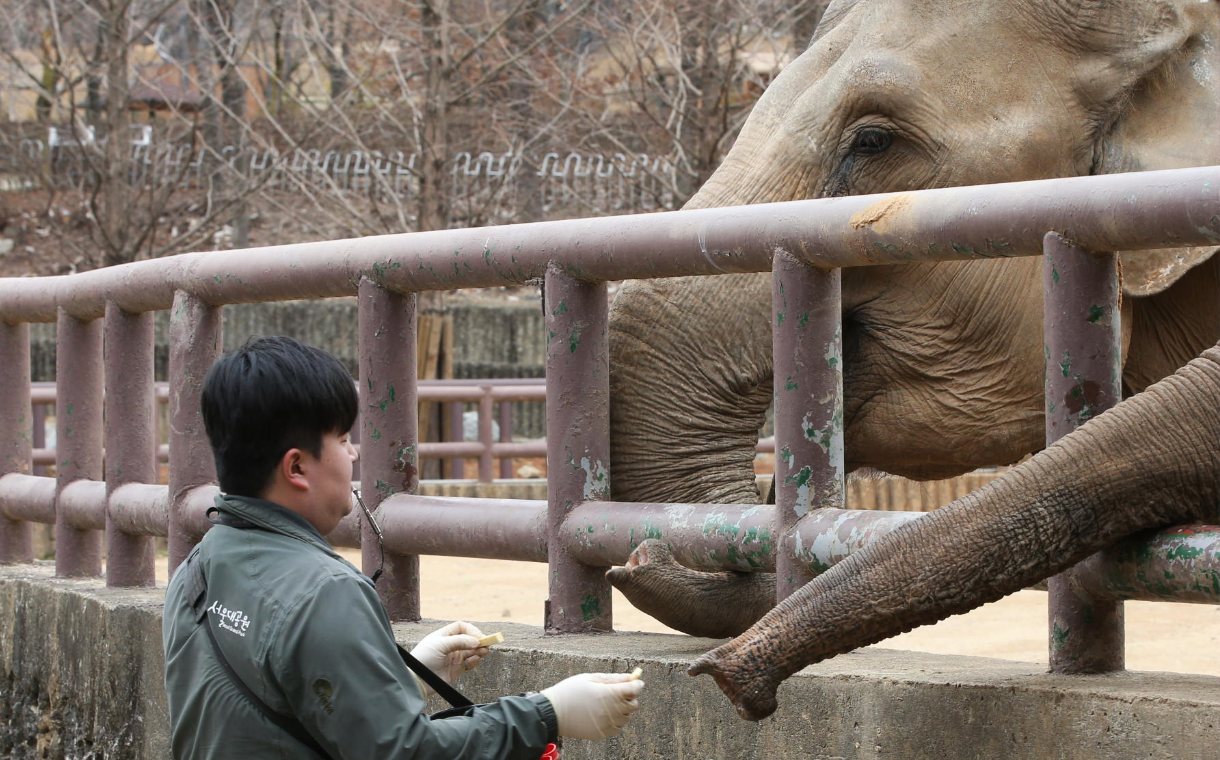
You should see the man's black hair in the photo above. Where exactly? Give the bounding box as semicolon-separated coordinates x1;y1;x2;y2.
201;336;358;498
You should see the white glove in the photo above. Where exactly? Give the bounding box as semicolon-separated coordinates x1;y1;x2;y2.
540;673;645;740
410;621;490;694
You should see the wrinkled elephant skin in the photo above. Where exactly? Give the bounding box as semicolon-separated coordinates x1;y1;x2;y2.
688;344;1220;720
605;0;1220;640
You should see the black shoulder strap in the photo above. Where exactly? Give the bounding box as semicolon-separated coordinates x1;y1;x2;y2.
395;645;474;708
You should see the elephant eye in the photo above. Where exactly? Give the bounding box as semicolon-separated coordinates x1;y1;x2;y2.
851;128;892;156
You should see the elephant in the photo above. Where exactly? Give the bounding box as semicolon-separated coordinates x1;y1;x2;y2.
687;342;1220;719
603;0;1220;639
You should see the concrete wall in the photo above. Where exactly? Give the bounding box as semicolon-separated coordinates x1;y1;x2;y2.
3;563;1217;760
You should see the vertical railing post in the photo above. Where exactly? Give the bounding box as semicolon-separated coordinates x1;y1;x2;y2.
772;252;845;601
104;303;157;586
544;264;612;632
478;386;494;483
55;310;103;577
0;321;33;563
357;278;420;620
1043;231;1124;673
447;402;464;478
498;400;514;479
168;292;222;574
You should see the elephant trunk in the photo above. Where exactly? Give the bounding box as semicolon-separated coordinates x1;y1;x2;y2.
608;271;774;504
689;344;1220;721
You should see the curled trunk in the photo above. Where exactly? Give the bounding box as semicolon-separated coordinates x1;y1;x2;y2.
606;541;776;638
689;344;1220;721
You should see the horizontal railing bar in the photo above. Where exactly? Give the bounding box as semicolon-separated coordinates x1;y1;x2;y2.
177;485;221;540
0;474;56;523
30;382;548;405
57;479;106;531
1071;525;1220;604
375;494;548;562
1;168;1214;322
565;501;777;571
109;483;169;538
326;504;363;550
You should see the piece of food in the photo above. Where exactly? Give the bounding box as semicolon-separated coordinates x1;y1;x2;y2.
477;632;505;647
628;667;643;680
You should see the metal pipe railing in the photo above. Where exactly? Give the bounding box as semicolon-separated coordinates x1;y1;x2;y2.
1043;232;1125;673
26;380;551;482
0;167;1213;323
0;167;1216;679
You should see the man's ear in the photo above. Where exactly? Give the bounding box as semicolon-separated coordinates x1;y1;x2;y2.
278;448;310;492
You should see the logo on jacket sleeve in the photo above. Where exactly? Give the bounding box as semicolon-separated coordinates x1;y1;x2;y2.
207;600;252;637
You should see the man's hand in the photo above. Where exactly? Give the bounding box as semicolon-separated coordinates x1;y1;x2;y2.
410;621;490;693
540;673;645;739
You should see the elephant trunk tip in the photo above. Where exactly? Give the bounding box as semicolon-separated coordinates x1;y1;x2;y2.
687;650;780;722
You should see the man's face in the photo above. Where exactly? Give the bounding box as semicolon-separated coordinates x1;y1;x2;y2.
304;430;358;535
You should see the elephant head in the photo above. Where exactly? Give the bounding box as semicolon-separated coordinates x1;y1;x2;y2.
687;342;1220;720
607;0;1220;507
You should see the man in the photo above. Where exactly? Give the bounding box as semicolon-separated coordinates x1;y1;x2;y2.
163;336;644;759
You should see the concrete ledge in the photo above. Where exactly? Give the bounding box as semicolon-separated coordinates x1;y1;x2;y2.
2;563;1217;759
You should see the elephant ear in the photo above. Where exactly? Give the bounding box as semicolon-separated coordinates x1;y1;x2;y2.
1087;0;1220;296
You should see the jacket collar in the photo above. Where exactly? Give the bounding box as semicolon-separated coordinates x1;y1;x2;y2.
212;492;343;560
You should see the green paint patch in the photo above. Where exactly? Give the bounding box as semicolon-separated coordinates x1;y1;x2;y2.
552;301;568;316
569;329;581;353
776;312;785;325
1167;544;1204;560
388;384;396;403
1052;267;1060;285
580;595;601;621
1086;305;1105;323
779;446;792;465
375;479;396;499
369;426;382;441
1051;622;1069;649
798;313;809;328
950;240;973;255
785;376;798;391
785;466;813;488
1059;352;1072;378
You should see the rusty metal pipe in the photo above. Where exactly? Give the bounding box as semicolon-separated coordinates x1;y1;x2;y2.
0;474;56;524
54;311;103;577
498;401;514;480
477;390;494;483
108;483;169;538
1043;232;1124;674
1;168;1214;323
772;252;843;600
1073;525;1220;604
178;485;220;540
545;264;612;633
0;321;33;562
167;292;222;573
357;279;420;621
376;494;548;562
564;501;777;572
104;303;157;587
58;479;106;531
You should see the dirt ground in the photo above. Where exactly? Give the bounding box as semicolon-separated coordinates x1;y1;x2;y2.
318;552;1220;677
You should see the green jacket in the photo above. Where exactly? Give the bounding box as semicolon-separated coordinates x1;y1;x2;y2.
162;493;558;759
